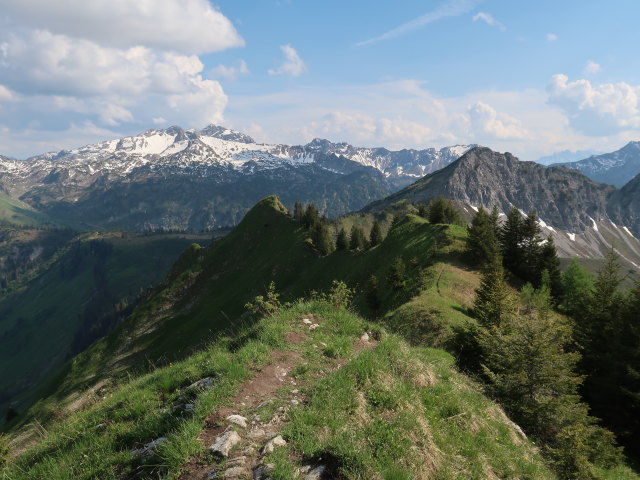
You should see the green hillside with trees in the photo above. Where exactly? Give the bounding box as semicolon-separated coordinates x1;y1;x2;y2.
1;195;638;479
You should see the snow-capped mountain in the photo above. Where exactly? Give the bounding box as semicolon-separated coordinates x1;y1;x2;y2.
0;125;473;230
551;141;640;187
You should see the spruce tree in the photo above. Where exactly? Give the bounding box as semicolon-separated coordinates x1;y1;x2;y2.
336;227;349;250
427;197;461;225
477;283;621;477
466;206;501;267
576;250;634;453
560;259;594;317
417;203;428;218
500;207;524;276
387;256;406;291
473;259;516;327
349;225;367;250
302;204;320;230
293;202;304;221
369;220;383;247
520;211;543;283
366;274;381;313
537;236;562;297
313;222;334;256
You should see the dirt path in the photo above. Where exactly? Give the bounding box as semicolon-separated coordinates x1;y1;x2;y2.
176;313;376;480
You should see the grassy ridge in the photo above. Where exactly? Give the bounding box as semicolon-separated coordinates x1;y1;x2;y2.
3;301;558;479
20;197;473;427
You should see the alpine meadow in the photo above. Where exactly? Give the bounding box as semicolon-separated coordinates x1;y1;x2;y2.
1;2;640;480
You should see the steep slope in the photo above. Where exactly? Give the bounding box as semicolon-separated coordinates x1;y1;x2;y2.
0;232;211;418
0;126;472;230
365;147;615;233
3;304;560;480
552;141;640;187
5;196;638;479
13;197;467;426
608;173;640;237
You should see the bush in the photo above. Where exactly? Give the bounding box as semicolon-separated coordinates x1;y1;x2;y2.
244;281;289;317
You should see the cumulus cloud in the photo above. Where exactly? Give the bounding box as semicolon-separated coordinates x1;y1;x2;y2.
0;1;239;155
0;29;228;127
467;101;528;139
547;74;640;135
583;60;601;76
268;45;307;77
211;60;250;81
546;33;558;42
472;12;506;31
0;0;244;54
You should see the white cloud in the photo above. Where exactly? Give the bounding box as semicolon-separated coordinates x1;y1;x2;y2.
0;2;238;156
0;29;228;127
0;0;244;54
467;101;528;139
268;45;307;77
547;74;640;135
583;60;601;76
546;33;558;42
0;85;13;102
211;60;250;81
356;0;479;46
472;12;506;31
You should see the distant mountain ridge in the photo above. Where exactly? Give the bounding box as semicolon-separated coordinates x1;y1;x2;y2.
365;147;614;233
0;125;473;230
363;147;640;269
536;148;601;166
551;141;640;187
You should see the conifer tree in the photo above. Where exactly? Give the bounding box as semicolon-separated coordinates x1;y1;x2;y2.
520;211;543;283
369;220;383;247
500;207;524;275
349;225;367;251
302;204;320;230
336;227;349;250
417;203;428;218
293;202;304;221
477;282;621;477
366;274;381;313
473;259;516;327
489;205;500;239
575;250;637;453
560;259;594;317
387;256;406;291
537;236;562;297
427;197;461;225
313;222;334;256
466;206;501;267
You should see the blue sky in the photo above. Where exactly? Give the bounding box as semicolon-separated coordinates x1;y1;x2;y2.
1;0;639;160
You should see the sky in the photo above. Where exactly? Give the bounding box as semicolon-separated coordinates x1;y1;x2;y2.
1;0;640;161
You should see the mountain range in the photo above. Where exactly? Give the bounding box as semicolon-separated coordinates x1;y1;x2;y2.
551;141;640;187
364;147;640;270
0;126;472;230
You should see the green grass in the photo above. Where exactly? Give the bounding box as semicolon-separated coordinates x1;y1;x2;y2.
2;302;558;480
0;232;211;419
11;196;476;430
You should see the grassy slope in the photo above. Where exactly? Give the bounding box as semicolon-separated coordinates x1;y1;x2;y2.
3;302;559;480
5;195;638;479
0;193;55;227
22;197;472;424
0;233;212;417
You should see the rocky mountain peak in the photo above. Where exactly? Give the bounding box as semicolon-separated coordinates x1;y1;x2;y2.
199;124;255;144
365;146;615;234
